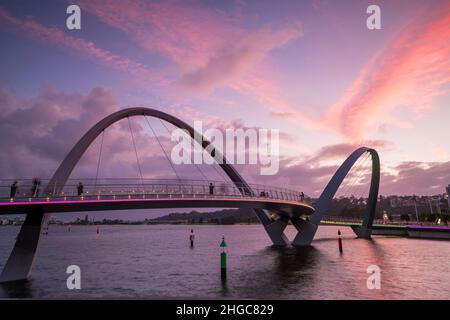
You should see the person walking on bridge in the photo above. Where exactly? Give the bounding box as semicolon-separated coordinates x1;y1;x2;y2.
209;182;215;195
77;182;84;196
10;180;18;199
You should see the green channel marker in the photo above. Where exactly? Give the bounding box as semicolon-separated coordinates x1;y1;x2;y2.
220;236;227;280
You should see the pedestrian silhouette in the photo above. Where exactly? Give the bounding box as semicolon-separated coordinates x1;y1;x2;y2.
77;182;84;196
300;192;305;201
209;182;215;195
31;177;40;197
10;180;18;199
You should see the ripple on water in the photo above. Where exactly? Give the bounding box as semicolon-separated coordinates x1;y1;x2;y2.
0;224;450;298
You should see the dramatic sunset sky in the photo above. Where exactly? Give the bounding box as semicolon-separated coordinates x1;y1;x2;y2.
0;0;449;197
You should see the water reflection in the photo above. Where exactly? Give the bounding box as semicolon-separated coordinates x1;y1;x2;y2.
268;246;320;277
225;245;321;298
364;238;386;266
1;225;449;299
220;277;229;296
0;279;33;298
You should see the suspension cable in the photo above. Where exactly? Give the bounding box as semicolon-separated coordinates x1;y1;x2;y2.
209;156;228;182
335;152;371;219
331;153;369;217
158;118;212;182
94;129;105;193
342;153;367;190
160;119;228;182
144;116;182;182
338;152;370;198
352;157;373;200
348;153;373;221
127;116;144;185
347;153;371;198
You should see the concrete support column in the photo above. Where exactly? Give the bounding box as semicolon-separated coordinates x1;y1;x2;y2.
351;226;372;238
0;207;47;282
254;209;289;246
291;218;318;247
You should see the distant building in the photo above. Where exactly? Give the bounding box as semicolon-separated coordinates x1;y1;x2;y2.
389;196;400;208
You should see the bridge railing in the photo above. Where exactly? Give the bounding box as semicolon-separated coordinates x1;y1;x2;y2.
0;178;313;205
320;215;435;226
320;215;363;224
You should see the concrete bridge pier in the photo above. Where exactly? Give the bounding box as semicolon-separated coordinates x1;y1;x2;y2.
290;218;318;247
0;207;48;283
255;209;289;246
290;218;374;247
351;226;373;238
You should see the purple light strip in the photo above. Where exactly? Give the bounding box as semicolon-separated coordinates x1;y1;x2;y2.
407;225;450;230
0;197;313;208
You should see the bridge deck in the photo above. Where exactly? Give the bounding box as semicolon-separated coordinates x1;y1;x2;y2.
0;195;315;218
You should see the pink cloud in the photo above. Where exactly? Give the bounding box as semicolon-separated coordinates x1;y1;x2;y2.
305;140;393;166
77;0;231;68
0;87;119;178
246;142;449;197
1;87;278;182
0;87;209;181
321;2;450;140
76;0;303;94
1;86;447;197
177;23;303;92
380;161;450;195
0;8;158;82
230;73;322;130
1;1;305;118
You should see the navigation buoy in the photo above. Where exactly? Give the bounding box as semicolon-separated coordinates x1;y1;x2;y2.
190;229;195;248
220;236;227;281
338;229;343;254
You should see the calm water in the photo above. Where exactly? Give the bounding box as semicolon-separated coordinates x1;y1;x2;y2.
0;223;450;299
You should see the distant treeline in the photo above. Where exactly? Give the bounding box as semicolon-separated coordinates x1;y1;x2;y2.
150;208;260;225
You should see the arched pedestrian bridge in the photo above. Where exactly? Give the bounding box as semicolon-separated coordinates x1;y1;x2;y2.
0;107;380;282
